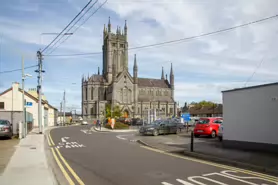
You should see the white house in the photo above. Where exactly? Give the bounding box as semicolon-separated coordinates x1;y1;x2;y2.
222;82;278;153
0;82;58;129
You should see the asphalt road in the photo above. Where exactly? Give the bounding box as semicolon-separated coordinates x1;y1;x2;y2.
48;125;278;185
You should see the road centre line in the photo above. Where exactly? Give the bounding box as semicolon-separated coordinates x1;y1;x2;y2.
49;133;55;146
50;148;75;185
46;135;52;146
140;146;278;182
55;148;85;185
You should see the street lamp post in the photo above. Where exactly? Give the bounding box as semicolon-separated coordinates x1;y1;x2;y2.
21;56;32;137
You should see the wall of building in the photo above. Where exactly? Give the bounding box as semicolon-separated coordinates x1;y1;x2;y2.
0;111;23;134
223;84;278;145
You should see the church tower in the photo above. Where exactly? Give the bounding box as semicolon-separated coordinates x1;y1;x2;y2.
102;17;128;84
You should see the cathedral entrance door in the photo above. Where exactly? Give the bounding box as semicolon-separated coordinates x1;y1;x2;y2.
123;110;129;118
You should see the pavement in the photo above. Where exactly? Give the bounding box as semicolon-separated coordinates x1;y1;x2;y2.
0;137;19;175
0;127;58;185
93;125;138;132
47;125;278;185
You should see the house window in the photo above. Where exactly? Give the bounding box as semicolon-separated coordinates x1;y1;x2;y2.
91;88;94;100
112;43;116;47
170;108;173;114
120;44;124;48
85;87;88;100
91;107;94;115
138;107;140;113
0;102;4;109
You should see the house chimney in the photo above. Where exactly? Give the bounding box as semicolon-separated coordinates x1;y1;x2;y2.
12;82;19;92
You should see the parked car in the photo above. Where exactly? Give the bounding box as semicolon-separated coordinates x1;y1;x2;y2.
0;119;13;139
81;121;88;125
139;119;184;136
218;122;223;141
193;117;223;138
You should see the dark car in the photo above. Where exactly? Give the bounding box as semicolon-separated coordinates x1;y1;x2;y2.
139;119;184;136
0;119;13;139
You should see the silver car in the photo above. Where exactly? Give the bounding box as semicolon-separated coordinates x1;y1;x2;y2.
0;119;13;139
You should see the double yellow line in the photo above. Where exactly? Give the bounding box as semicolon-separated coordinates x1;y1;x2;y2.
141;146;278;183
47;132;85;185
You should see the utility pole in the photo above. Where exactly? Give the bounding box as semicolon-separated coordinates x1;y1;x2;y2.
36;51;44;134
60;101;62;126
21;56;26;137
63;90;66;126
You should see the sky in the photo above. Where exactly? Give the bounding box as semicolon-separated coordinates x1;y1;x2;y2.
0;0;278;112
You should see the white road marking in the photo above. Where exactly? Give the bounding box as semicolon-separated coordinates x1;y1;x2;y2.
116;135;128;140
162;170;278;185
161;182;175;185
204;172;262;185
188;176;228;185
61;137;70;142
58;137;86;149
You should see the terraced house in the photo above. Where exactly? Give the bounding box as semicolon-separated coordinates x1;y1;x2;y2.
81;18;177;119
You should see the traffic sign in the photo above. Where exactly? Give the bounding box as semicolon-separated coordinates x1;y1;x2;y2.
26;102;33;107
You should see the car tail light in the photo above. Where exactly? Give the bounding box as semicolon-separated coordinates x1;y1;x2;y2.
3;126;9;131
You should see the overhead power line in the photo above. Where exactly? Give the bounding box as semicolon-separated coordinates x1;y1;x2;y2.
41;0;94;53
47;0;107;55
0;65;37;74
46;0;99;55
45;13;278;57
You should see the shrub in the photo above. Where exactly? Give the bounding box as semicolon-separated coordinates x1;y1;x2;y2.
105;122;129;129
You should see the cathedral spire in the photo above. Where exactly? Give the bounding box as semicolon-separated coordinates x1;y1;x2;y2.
98;67;100;75
170;62;174;87
170;62;173;76
124;20;127;35
133;54;138;84
133;54;137;69
161;66;164;80
108;17;111;32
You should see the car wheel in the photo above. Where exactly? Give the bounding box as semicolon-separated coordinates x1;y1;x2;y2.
218;136;222;141
211;130;216;138
153;130;158;136
194;134;200;137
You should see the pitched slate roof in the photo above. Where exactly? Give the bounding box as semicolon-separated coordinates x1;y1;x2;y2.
90;75;105;82
138;96;174;103
138;78;170;88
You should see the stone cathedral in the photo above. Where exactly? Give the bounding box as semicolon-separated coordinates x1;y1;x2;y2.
81;18;176;119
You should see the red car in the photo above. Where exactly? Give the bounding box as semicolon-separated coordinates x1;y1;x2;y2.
193;117;223;138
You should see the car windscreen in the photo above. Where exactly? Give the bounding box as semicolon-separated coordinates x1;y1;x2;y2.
0;120;7;125
151;120;162;125
197;119;210;124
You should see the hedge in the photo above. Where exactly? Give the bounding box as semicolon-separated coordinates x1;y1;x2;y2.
105;122;129;129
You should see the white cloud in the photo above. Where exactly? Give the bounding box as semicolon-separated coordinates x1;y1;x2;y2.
1;0;278;107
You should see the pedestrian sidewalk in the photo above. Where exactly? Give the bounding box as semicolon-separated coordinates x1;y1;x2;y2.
93;126;138;133
0;128;57;185
183;140;278;176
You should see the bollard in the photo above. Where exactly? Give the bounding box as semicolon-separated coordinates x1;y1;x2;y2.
190;131;194;152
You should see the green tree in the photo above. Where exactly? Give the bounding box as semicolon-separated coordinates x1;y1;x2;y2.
113;105;122;118
105;104;111;118
181;102;188;112
191;100;217;108
105;104;122;118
